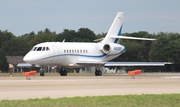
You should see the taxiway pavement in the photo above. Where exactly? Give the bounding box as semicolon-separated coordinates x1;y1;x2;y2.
0;74;180;100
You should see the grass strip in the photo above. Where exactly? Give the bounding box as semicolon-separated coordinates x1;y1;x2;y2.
0;94;180;107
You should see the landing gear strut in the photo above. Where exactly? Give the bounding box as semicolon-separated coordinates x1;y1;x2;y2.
40;66;45;76
95;65;103;76
59;68;67;76
95;70;102;76
40;70;45;76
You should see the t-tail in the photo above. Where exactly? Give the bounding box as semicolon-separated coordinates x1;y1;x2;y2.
101;12;156;44
101;12;124;44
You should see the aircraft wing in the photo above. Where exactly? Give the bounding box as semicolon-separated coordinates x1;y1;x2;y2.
76;61;106;65
77;61;171;66
105;62;172;66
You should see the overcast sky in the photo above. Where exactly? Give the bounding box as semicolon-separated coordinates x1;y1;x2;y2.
0;0;179;36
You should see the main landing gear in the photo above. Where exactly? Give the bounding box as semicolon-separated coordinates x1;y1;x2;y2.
95;65;103;76
59;68;67;76
95;70;102;76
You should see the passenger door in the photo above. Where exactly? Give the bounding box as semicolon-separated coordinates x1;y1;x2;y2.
52;45;59;64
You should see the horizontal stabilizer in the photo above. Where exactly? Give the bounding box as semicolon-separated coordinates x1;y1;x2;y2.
110;36;156;41
94;36;156;42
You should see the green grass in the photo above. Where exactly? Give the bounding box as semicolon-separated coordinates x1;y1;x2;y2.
0;94;180;107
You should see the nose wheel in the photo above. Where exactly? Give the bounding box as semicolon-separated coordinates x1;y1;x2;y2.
95;70;102;76
59;69;67;76
40;70;45;76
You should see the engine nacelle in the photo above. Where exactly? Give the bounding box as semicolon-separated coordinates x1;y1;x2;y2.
102;43;125;55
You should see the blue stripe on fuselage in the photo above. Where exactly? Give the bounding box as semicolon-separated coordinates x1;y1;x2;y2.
36;53;107;62
35;47;126;62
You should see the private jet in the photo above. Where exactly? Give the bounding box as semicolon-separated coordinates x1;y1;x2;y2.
23;12;156;76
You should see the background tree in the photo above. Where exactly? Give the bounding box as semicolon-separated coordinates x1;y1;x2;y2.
20;31;36;53
149;32;180;71
56;29;77;42
28;28;57;47
114;41;147;62
2;37;28;56
0;30;15;46
56;28;96;42
0;49;9;72
112;31;155;62
76;28;96;42
95;32;106;39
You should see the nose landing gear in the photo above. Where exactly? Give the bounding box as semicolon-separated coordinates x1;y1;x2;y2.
40;70;45;76
59;68;67;76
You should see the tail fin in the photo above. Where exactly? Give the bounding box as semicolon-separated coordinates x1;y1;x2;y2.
101;12;124;44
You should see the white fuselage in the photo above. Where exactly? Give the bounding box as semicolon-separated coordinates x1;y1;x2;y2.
23;42;126;68
23;12;127;69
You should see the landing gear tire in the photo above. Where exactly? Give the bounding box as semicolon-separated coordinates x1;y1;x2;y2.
63;70;67;76
95;70;99;76
40;70;45;76
98;70;102;76
95;70;102;76
60;69;67;76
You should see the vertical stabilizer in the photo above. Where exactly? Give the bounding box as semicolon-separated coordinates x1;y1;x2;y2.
101;12;124;44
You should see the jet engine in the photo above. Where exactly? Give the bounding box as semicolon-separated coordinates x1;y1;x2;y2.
102;43;125;55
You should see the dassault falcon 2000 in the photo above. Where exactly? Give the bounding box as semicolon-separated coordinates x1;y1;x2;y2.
23;12;155;76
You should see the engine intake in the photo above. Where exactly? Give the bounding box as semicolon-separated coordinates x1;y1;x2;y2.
103;44;111;54
102;43;125;55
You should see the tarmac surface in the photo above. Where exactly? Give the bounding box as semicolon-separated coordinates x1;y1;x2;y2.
0;73;180;100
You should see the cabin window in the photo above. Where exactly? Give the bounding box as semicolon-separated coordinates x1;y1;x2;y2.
42;47;46;51
46;47;50;51
64;50;66;53
37;47;42;51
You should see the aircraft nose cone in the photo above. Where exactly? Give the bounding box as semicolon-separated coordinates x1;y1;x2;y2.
23;54;35;63
23;55;30;63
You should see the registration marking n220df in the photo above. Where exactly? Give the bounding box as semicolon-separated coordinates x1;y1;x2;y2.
114;47;121;50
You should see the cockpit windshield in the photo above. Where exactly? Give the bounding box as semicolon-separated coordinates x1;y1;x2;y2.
30;47;37;51
31;47;50;51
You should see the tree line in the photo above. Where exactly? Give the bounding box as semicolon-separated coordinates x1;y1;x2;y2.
0;28;180;72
